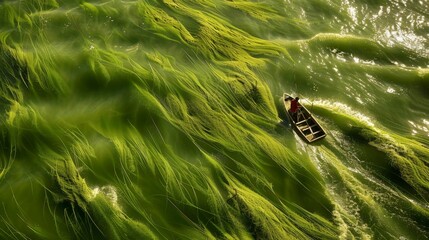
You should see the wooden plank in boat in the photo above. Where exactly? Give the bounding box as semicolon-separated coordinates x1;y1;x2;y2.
282;93;327;143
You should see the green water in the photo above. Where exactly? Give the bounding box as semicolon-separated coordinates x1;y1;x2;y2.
1;0;429;239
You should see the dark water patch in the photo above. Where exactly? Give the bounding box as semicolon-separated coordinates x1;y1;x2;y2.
70;63;135;96
415;24;429;38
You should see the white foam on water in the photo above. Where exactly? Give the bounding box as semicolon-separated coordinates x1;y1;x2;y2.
311;99;375;127
386;87;396;94
91;185;119;208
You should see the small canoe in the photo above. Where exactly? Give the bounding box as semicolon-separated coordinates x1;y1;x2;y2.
282;93;326;143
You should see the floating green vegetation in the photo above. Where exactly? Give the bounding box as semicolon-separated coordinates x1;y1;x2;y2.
351;127;429;200
138;1;195;44
1;0;429;239
224;0;281;22
312;102;429;201
300;101;429;239
0;45;27;103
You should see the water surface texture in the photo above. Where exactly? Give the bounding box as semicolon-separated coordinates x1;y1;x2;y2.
1;0;429;239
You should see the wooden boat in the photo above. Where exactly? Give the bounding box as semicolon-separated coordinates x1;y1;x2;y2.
282;93;326;143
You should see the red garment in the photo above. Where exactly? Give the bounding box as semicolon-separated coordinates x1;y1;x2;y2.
290;99;299;113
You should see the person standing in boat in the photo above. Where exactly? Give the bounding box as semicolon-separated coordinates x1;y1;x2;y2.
290;97;300;122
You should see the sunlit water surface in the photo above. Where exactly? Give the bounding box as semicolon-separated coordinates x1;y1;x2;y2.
1;0;429;239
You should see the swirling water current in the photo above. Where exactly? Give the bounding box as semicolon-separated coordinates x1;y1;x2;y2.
0;0;429;239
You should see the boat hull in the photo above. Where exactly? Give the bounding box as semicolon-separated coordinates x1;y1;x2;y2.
282;94;326;143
